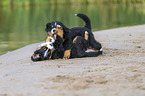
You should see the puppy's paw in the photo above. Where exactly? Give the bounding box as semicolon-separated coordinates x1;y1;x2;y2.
63;50;71;59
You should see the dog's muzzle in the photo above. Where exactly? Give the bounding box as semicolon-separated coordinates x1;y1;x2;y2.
51;28;56;34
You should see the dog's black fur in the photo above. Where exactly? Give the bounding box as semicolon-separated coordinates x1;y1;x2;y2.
70;36;102;58
31;36;102;61
45;13;102;59
51;36;102;59
45;21;72;51
51;35;64;59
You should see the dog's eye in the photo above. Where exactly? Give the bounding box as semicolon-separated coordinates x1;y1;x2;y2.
57;26;62;29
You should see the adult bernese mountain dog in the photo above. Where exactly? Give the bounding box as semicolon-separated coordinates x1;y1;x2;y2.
45;13;102;59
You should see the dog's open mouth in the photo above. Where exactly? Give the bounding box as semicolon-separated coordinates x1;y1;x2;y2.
32;54;40;59
53;34;57;40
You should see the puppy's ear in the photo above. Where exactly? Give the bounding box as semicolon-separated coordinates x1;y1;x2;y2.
56;22;69;33
56;25;63;38
46;23;51;27
45;23;51;32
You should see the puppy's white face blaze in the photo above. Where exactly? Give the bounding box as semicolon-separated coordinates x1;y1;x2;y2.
51;28;56;34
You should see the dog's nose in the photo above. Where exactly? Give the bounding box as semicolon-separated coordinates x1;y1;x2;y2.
53;29;56;33
51;28;56;34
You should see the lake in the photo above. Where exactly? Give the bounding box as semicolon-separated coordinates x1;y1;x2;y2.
0;4;145;55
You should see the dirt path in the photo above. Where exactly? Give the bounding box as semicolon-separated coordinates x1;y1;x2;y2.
0;25;145;96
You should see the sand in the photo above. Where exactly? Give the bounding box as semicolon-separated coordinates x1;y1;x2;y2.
0;25;145;96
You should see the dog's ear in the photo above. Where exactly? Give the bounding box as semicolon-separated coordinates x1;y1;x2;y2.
45;23;51;32
56;21;69;33
46;23;51;27
56;25;63;38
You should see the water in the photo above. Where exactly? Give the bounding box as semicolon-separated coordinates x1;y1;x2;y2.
0;4;145;55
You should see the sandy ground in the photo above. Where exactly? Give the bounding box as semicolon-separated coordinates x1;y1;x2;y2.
0;25;145;96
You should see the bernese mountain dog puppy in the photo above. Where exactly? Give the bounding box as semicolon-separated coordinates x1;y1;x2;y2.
45;13;102;59
31;35;102;62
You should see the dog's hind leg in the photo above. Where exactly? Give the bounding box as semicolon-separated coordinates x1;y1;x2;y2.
70;36;88;58
71;36;102;58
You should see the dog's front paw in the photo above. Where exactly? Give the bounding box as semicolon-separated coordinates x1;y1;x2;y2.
63;50;71;59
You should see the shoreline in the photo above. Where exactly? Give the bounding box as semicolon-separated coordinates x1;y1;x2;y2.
0;24;144;56
0;25;145;96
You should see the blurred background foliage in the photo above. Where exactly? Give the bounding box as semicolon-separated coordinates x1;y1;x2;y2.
0;0;145;6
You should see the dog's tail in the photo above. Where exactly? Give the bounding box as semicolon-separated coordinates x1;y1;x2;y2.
75;13;91;30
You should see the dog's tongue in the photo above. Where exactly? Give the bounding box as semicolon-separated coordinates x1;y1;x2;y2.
53;34;57;40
